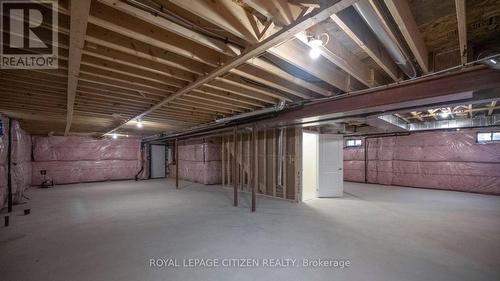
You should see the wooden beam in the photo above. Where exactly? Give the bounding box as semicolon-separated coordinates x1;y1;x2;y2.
384;0;429;73
269;39;349;90
88;5;224;67
299;25;382;86
97;0;239;56
331;8;400;80
103;0;357;135
242;0;303;27
66;0;92;135
233;127;238;206
175;139;179;189
251;124;257;212
87;1;331;98
488;101;497;116
455;0;467;64
247;57;333;96
167;0;261;43
262;68;500;126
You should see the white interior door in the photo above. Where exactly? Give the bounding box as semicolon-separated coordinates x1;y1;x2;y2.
151;145;166;178
301;131;318;201
318;134;343;197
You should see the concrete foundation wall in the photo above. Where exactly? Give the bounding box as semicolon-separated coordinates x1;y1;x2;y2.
344;129;500;194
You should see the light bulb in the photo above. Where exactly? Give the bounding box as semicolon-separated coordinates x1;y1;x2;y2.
440;112;449;118
112;133;118;139
309;38;323;47
309;47;321;59
136;120;143;128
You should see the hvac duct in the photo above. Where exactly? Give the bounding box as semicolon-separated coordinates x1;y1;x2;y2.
380;114;500;131
353;0;417;78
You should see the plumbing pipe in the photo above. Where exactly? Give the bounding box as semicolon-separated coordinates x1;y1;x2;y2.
215;101;286;124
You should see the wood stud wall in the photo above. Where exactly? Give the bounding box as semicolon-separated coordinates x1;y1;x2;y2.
221;127;300;201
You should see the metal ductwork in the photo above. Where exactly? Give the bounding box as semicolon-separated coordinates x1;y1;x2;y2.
380;114;500;131
353;0;417;78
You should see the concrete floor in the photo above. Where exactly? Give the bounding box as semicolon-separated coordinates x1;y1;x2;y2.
1;179;499;281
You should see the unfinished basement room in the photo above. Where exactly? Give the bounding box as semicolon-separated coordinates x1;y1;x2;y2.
1;0;500;280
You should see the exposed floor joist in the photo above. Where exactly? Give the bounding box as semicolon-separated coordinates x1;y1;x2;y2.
65;0;92;135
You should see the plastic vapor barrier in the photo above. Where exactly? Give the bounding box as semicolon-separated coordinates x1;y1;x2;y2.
175;138;222;185
32;136;142;185
0;116;32;208
343;129;500;194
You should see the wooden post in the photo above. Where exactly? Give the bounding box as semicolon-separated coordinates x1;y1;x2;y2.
251;124;257;212
222;135;225;186
272;129;276;197
263;129;267;195
175;139;179;189
283;128;287;199
7;118;13;213
233;127;238;207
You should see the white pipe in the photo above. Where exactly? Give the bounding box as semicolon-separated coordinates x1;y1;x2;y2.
215;101;286;124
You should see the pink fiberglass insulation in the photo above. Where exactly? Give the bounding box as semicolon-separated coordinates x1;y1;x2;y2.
0;117;32;208
0;116;7;207
31;136;142;185
31;160;141;185
176;138;222;185
343;129;500;194
33;136;140;161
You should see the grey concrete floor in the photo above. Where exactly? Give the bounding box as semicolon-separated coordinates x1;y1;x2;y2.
1;179;500;281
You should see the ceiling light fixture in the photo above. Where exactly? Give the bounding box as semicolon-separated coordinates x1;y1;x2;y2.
309;47;321;59
307;33;329;60
440;112;449;118
136;119;143;128
112;133;118;139
489;59;497;64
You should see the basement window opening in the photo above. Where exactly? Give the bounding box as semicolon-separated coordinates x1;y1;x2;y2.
476;131;500;143
345;139;362;147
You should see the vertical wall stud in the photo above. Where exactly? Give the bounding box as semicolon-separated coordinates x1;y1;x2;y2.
251;124;257;212
175;139;179;189
233;128;238;206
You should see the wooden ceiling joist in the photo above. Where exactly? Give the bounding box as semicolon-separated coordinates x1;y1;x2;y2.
384;0;429;73
269;39;349;91
97;0;239;56
103;0;357;134
330;8;400;81
455;0;467;64
66;0;92;135
97;0;334;98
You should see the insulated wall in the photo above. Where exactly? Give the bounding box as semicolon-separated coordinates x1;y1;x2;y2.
173;138;222;185
31;136;142;185
0;116;32;209
344;129;500;194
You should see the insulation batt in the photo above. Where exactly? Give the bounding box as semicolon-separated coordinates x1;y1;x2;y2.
33;136;140;161
175;138;222;185
343;129;500;194
31;136;142;185
0;117;32;208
